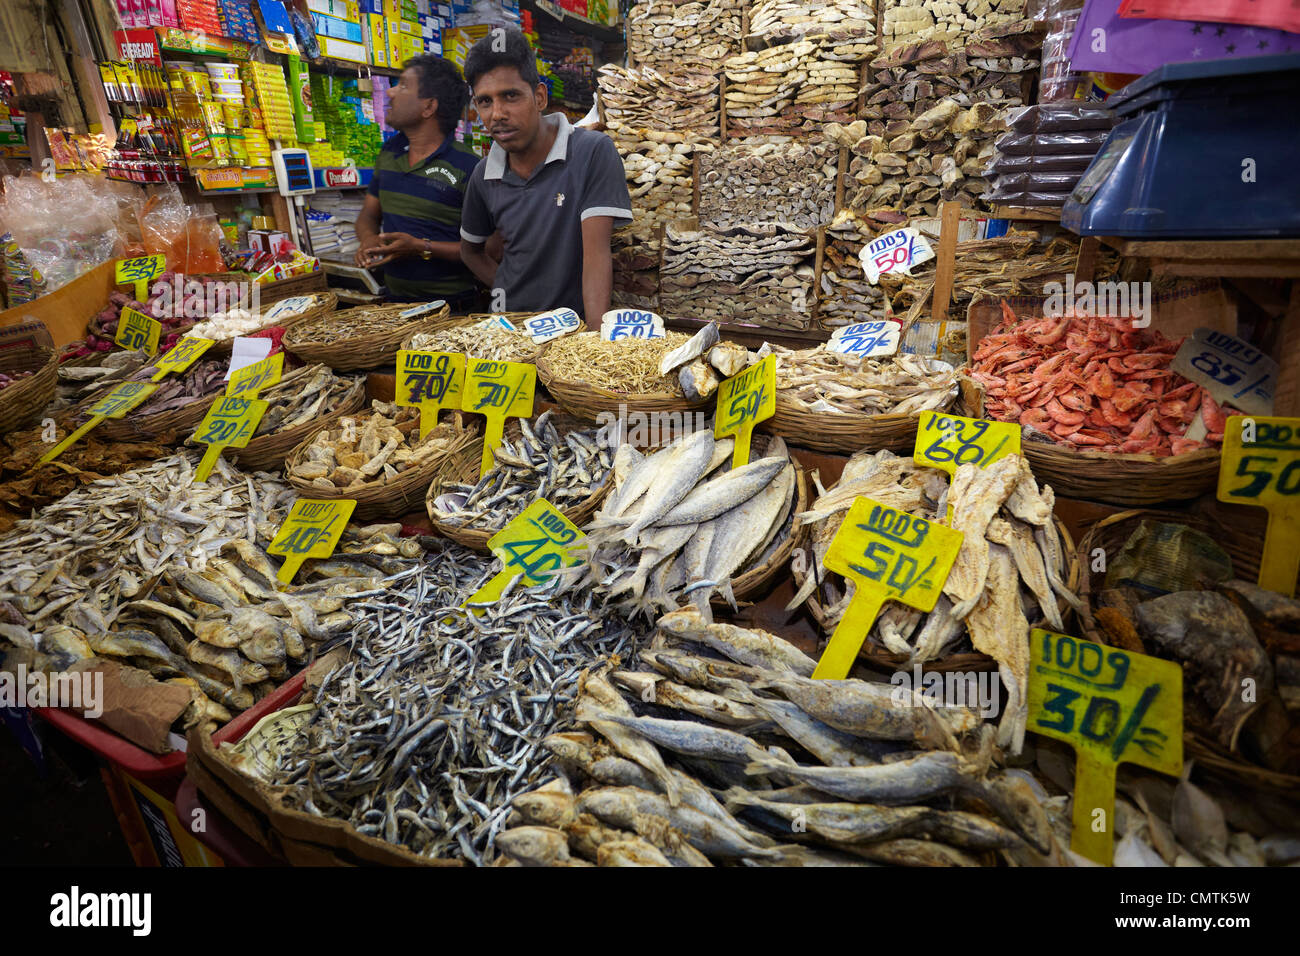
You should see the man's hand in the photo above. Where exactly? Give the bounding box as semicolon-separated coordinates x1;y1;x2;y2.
364;232;427;268
354;242;384;268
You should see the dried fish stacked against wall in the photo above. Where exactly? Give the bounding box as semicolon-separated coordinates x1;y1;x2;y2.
788;450;1081;753
746;0;876;43
880;0;1029;47
660;223;816;330
408;320;541;364
262;552;648;864
627;0;744;74
724;40;864;139
835;22;1041;217
612;225;661;310
817;209;892;327
598;65;720;136
608;123;710;232
698;139;838;230
577;430;799;619
766;344;957;416
493;613;1059;867
0;454;401;731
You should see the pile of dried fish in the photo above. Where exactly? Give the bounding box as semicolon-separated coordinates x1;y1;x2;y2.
284;302;432;347
789;450;1082;752
598;65;720;136
609;123;711;232
831;22;1041;217
53;348;153;410
766;344;958;416
542;331;693;396
578;430;798;619
698;139;838;230
290;402;467;492
430;411;612;532
262;553;649;864
0;454;395;730
612;225;661;311
724;40;866;138
408;320;541;364
746;0;876;42
494;614;1058;867
817;210;892;327
660;223;816;330
881;0;1029;47
627;0;744;74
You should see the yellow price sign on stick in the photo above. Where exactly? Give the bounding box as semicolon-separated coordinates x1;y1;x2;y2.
190;395;269;483
715;354;775;468
39;382;159;464
461;359;536;476
115;307;161;356
813;496;963;679
227;351;284;398
1217;415;1300;596
1028;629;1183;866
395;349;464;439
268;498;357;585
115;254;166;301
152;336;214;381
914;410;1021;475
466;499;586;606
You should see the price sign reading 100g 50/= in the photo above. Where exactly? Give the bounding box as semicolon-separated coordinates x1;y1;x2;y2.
714;354;775;469
1218;415;1300;597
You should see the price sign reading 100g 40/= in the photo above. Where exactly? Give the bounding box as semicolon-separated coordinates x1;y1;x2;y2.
268;498;357;585
466;499;587;607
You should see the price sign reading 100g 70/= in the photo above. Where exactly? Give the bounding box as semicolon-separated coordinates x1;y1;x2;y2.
396;349;464;439
461;359;536;476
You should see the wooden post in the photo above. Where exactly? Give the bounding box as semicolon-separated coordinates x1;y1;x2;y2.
1273;281;1300;418
1074;236;1101;285
812;225;826;325
692;150;702;221
930;200;960;323
834;146;847;218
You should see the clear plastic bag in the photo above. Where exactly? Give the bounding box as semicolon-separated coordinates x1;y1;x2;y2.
993;128;1112;156
1008;103;1115;134
138;187;225;274
988;152;1099;174
0;173;125;294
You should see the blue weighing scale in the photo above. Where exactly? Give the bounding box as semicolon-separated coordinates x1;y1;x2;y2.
1063;53;1300;238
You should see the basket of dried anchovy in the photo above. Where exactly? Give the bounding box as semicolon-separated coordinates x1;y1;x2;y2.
400;317;547;364
226;365;368;472
0;335;57;435
283;301;454;371
426;410;614;551
285;403;480;522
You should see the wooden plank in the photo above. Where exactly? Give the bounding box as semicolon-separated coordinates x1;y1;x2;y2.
834;146;847;218
1099;236;1300;261
666;316;829;349
1074;236;1101;284
812;225;826;322
930;200;961;323
1272;281;1300;418
0;258;116;347
1152;260;1300;279
991;204;1061;223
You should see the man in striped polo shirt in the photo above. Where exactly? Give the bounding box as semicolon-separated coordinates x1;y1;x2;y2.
355;55;482;308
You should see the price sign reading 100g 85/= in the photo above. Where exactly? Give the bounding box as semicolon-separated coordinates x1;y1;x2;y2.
38;382;160;464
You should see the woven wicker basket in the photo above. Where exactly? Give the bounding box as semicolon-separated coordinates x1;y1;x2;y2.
86;364;227;442
285;409;480;522
466;311;539;325
203;292;339;357
425;412;613;552
230;376;368;472
722;433;810;605
536;349;711;424
398;316;548;364
284;302;455;371
0;342;57;434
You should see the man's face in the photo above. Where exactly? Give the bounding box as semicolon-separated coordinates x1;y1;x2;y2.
471;65;546;153
386;67;434;131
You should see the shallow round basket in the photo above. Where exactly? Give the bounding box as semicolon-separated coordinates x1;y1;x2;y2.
723;434;810;605
791;512;1078;672
0;343;57;434
203;291;339;357
85;367;225;442
425;412;613;552
229;376;368;472
285;409;480;522
398;316;547;364
536;351;711;424
283;302;455;371
466;311;539;325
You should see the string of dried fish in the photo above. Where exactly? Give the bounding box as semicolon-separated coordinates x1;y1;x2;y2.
627;0;744;74
882;0;1029;46
542;331;692;395
764;343;958;416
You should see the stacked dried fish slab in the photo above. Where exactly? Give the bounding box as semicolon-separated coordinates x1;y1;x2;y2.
881;0;1029;47
598;65;720;135
766;345;957;416
627;0;744;74
609;123;710;231
494;616;1059;867
698;139;838;230
724;40;865;138
263;555;648;864
746;0;876;42
660;223;816;330
818;209;892;327
612;225;661;311
788;450;1082;753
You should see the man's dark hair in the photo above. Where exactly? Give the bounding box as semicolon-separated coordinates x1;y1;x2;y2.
405;54;470;135
463;27;540;90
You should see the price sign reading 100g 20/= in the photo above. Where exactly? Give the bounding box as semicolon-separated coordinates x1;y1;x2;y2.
190;395;269;483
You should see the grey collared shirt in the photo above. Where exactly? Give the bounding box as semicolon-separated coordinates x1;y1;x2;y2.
460;112;633;317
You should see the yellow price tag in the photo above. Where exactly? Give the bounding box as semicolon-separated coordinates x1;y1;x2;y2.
114;307;161;356
1217;415;1300;597
267;498;358;585
227;352;284;398
466;499;586;606
714;354;775;468
190;395;269;483
461;359;537;475
1028;629;1183;866
152;336;214;381
914;410;1021;476
115;254;166;301
813;496;963;680
395;349;464;439
39;382;159;464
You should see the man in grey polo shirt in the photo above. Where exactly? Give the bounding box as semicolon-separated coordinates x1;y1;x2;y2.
459;28;633;326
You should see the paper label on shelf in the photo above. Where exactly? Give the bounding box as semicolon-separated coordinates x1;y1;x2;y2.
860;227;934;284
115;307;161;356
226;350;283;396
827;321;901;358
151;336;214;381
1171;327;1277;417
522;308;583;343
914;411;1021;476
714;354;775;469
398;298;447;320
600;308;665;341
466;499;587;605
263;296;316;321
